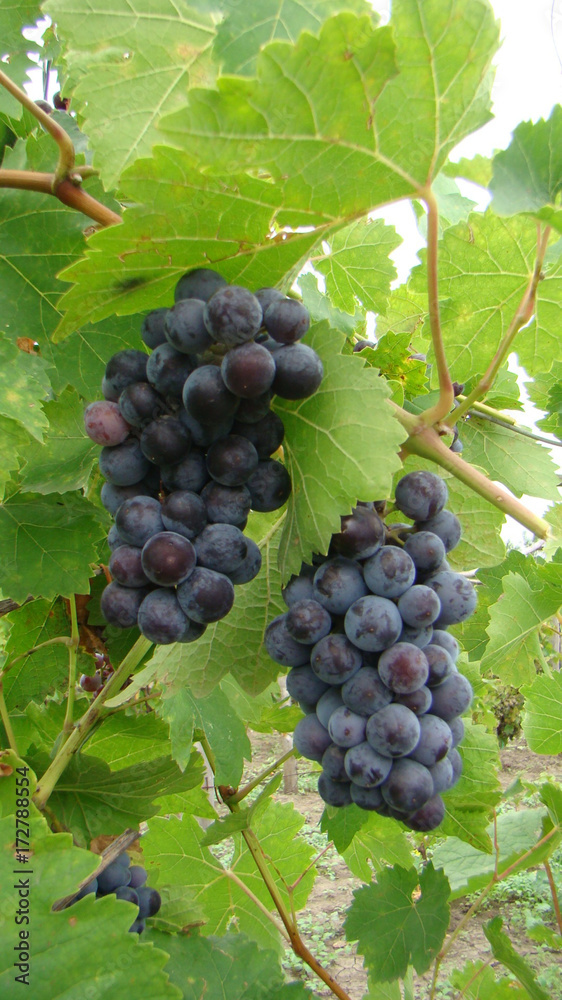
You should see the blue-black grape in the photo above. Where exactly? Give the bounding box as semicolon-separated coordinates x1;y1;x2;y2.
404;531;446;574
363;546;416;598
174;267;227;303
394;471;448;521
428;757;453;794
147;343;196;399
227;538;262;584
84;400;130;446
416;509;461;551
99;437;150;486
136;886;161;918
234;391;273;424
264;298;310;345
405;794;445;831
448;747;463;784
165;298;213;354
377;642;429;694
272;344;323;399
286;665;329;704
293;714;332;762
321;743;348;782
332;507;385;560
102;350;148;401
448;717;464;747
430;672;473;721
115;886;139;905
100;582;150;628
206;435;259;487
316;687;344;728
233;411;285;459
178;409;234;448
344;595;402;652
161;490;207;539
140;415;191;466
380;758;434;813
97;862;132;895
141;531;196;586
328;706;367;748
115;496;164;547
313;558;368;615
341;667;393;716
254;287;284;314
138;588;195;643
101;481;155;516
109;545;150;588
318;772;352;807
141;308;168;349
423;644;455;687
128;866;147;889
221;342;276;397
350;783;384;810
366;704;421;758
265;614;310;667
426;571;477;626
201;482;251;527
246;459;291;512
395;686;432;715
204;285;263;347
408;713;452;766
161;450;209;493
177;567;235;623
397;585;441;628
286;599;331;644
282;565;316;607
118;382;165;428
310;634;362;685
195;523;247;574
182;365;239;424
75;878;98;900
344;741;392;787
398;623;434;649
430;630;459;660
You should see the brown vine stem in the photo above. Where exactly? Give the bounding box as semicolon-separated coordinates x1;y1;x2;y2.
0;66;75;183
448;223;552;427
419;188;455;427
544;860;562;936
0;168;122;227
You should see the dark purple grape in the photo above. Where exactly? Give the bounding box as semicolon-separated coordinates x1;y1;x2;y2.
227;539;262;584
80;673;103;693
182;365;239;424
100;582;150;628
316;687;344;728
430;673;473;721
448;717;464;747
332;507;385;560
118;383;165;428
426;571;477;626
380;759;434;813
136;886;161;918
102;350;148;401
417;509;461;552
397;585;441;628
75;878;98;900
448;747;463;784
109;545;150;588
179;409;234;448
404;531;446;574
264;298;310;345
246;459;291;512
310;634;362;685
344;741;392;787
128;866;147;889
318;772;352;807
313;558;368;615
265;614;310;667
286;665;329;704
177;567;235;623
161;450;209;493
84;400;130;446
141;308;168;349
174;268;227;303
146;343;196;399
405;794;445;831
204;285;263;347
97;862;132;895
321;743;348;782
115;496;164;547
395;686;432;715
141;532;196;586
282;565;315;607
328;706;367;748
431;630;460;661
99;437;150;486
350;783;384;810
428;757;453;794
344;596;403;652
115;886;139;905
194;523;247;574
286;599;331;644
272;344;323;399
398;623;433;648
408;714;452;766
138;588;195;643
363;546;416;598
160;491;207;539
221;342;276;398
341;667;393;716
353;339;376;352
201;482;251;527
165;298;212;354
424;644;455;687
377;643;429;694
140;415;191;466
114;853;131;869
366;704;421;758
293;714;332;762
255;287;284;313
129;917;146;934
206;435;259;487
395;471;448;521
233;411;285;458
101;481;156;517
234;391;273;424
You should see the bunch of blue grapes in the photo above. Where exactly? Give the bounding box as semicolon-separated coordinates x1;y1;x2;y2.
72;852;160;933
85;269;323;644
265;471;476;832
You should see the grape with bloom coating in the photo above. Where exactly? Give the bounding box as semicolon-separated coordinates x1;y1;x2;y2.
84;400;130;446
204;285;263;347
395;470;448;521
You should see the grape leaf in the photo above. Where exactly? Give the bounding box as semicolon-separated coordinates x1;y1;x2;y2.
483;917;551;1000
439;720;501;852
460;417;560;501
341;813;414;882
449;961;529;1000
0;7;42;119
320;803;368;852
363;980;403;1000
43;0;217;188
52;313;148;399
312;218;400;315
359;333;429;403
490;106;562;234
20;388;98;494
276;322;406;580
0;813;180;1000
82;711;174;771
0;1;42;53
0;332;51;441
299;271;365;340
2;598;71;710
525;361;562;438
443;154;494;188
145;514;286;699
522;672;562;755
0;416;29;500
455;550;528;661
345;863;450;981
214;0;374;75
0;492;106;602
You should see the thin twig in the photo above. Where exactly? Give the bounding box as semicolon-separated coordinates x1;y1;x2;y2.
544;861;562;936
0;636;74;681
420;188;454;426
227;748;297;804
0;681;19;754
462;410;562;449
63;596;80;734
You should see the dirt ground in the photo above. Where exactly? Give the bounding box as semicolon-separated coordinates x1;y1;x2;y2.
243;733;562;1000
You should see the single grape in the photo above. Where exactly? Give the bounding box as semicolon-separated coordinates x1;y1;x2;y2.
118;382;165;428
206;435;259;487
160;490;207;539
426;571;477;626
136;886;161;919
75;878;98;901
84;400;130;446
201;482;251;527
344;595;403;652
227;538;262;584
331;507;385;560
424;644;455;687
129;917;146;934
141;308;168;349
255;287;284;313
310;634;362;685
100;582;150;628
397;585;441;628
246;459;292;512
430;673;473;721
366;704;421;758
182;365;239;424
177;568;235;623
102;482;155;517
405;794;445;831
141;532;196;587
286;665;329;704
380;758;434;813
195;523;247;574
80;672;103;693
395;686;432;715
328;706;367;748
282;565;315;607
234;391;273;424
221;342;276;398
102;350;148;401
408;713;452;766
174;267;227;302
431;630;460;661
264;614;310;667
398;623;434;649
115;496;164;547
204;285;263;346
341;667;393;716
115;886;139;905
138;588;194;643
344;741;393;787
128;866;147;889
114;853;131;869
179;409;234;448
264;298;310;345
165;298;213;354
318;772;352;807
321;743;349;782
448;717;464;747
161;450;209;493
428;757;454;794
316;688;344;728
286;599;332;644
140;415;191;466
313;557;368;615
448;747;463;784
147;343;196;399
404;531;446;574
395;471;448;521
109;545;150;588
377;643;429;694
272;344;323;399
416;509;461;551
99;437;150;486
350;783;384;810
233;411;285;458
96;862;132;895
293;714;332;762
363;546;416;599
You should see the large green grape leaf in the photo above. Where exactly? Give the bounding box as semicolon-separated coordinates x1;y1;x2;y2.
214;0;373;75
439;720;502;852
412;212;562;382
454;550;528;661
145;514;286;699
0;6;42;118
526;361;562;438
43;0;217;188
0;812;180;1000
0;333;51;441
345;863;450;981
161;3;499;209
522;671;562;755
449;961;530;1000
481;560;562;683
20;388;98;493
460;417;561;501
0;416;29;500
483;917;551;1000
341;813;414;882
276;322;406;580
1;598;71;710
312;218;400;315
0;492;106;602
80;711;174;770
490;105;562;234
299;271;365;340
443;153;494;188
0;1;42;52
